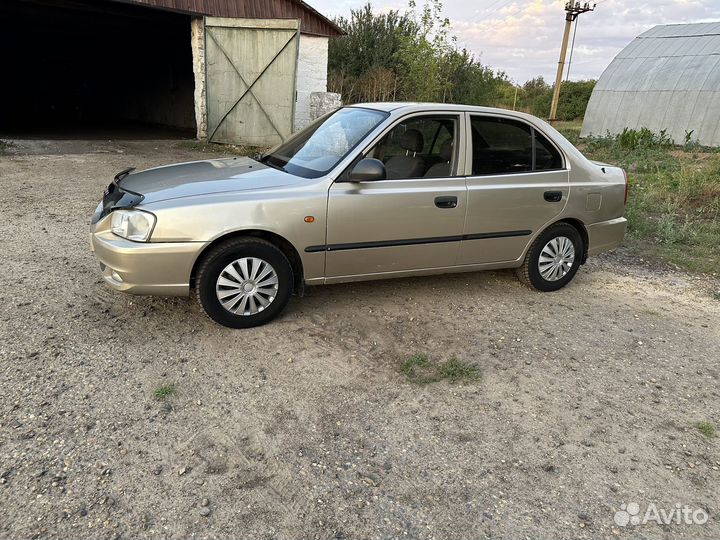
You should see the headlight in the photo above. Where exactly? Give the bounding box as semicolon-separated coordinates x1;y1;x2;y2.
111;209;156;242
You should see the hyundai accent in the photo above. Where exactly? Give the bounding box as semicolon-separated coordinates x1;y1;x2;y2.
90;103;628;328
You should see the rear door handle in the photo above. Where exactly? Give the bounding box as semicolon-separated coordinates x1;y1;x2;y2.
435;196;458;209
544;191;562;202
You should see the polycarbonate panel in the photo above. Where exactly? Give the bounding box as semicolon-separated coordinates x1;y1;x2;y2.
620;92;646;132
653;35;688;57
676;54;718;91
662;91;696;139
652;56;687;91
633;58;666;91
701;60;720;90
605;58;636;89
696;92;720;143
617;38;644;59
599;91;622;134
593;59;620;90
699;34;720;54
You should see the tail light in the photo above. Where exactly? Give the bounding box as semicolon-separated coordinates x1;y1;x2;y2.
623;169;629;205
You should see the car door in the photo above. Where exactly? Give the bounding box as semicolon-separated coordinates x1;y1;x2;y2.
457;114;569;265
324;113;467;279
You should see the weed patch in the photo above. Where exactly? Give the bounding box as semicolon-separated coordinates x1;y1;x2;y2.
557;124;720;274
154;383;177;401
400;354;479;385
696;421;715;438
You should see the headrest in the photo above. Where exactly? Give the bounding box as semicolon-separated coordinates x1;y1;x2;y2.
439;140;453;161
400;129;424;153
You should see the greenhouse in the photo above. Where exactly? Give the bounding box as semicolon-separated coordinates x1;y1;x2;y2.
581;22;720;146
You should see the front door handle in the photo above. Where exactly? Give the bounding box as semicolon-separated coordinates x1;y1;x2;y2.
544;191;563;202
435;196;458;209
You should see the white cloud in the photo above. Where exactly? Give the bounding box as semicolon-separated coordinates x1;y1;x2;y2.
310;0;720;82
449;0;720;82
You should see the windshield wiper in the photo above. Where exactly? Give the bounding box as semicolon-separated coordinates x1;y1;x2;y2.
260;155;286;173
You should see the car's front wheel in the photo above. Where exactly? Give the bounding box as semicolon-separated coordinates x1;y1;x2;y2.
195;238;293;328
516;223;582;291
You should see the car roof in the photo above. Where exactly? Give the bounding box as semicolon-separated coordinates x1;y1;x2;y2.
346;102;589;169
347;102;532;118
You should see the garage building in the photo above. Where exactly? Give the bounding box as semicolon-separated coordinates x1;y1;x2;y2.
1;0;342;145
581;22;720;147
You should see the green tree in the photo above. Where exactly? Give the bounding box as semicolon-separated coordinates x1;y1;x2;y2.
554;79;596;120
519;76;551;115
392;0;445;101
328;3;416;102
327;1;597;120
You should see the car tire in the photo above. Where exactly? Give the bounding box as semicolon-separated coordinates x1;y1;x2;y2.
195;237;293;328
516;223;583;292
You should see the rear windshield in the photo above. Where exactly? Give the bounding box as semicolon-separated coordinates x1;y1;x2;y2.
261;107;388;179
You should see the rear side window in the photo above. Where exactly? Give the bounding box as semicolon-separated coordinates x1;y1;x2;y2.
470;116;563;175
534;130;563;170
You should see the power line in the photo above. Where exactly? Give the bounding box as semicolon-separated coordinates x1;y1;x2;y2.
493;1;536;24
464;0;517;25
565;15;579;81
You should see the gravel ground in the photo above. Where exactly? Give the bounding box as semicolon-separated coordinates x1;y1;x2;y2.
1;139;719;539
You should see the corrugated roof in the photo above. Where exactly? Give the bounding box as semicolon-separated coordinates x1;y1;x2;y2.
581;22;720;146
120;0;343;36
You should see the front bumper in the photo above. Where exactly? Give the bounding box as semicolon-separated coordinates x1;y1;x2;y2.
587;217;627;256
91;230;206;296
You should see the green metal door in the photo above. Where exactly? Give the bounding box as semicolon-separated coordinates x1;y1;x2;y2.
205;17;299;146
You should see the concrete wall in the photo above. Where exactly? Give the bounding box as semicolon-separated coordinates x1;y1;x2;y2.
294;35;329;130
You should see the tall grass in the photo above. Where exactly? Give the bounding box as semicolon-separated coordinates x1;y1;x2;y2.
559;125;720;274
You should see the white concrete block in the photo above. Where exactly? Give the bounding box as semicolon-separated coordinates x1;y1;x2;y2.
295;35;328;130
191;17;207;140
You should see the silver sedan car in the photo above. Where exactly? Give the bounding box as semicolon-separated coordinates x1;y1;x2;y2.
91;103;628;328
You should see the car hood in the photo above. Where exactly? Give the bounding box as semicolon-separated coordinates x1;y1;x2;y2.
118;157;301;204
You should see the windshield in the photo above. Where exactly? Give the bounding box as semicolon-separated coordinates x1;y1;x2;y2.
261;107;388;179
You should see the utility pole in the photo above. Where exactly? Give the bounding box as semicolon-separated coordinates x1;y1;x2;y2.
549;1;596;121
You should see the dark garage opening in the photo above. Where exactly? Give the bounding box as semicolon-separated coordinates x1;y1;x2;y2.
1;0;196;139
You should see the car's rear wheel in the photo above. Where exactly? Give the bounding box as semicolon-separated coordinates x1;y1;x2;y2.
195;238;293;328
516;223;582;292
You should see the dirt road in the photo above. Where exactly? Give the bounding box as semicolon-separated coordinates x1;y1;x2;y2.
1;140;719;539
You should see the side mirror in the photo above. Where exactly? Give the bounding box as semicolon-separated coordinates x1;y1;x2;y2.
348;158;386;182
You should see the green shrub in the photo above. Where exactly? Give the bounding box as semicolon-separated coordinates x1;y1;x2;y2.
618;127;674;150
562;123;720;274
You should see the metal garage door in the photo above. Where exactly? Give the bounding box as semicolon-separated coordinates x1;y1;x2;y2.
205;17;299;146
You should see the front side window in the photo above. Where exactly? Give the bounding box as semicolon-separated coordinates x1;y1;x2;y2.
470;116;563;175
366;115;458;179
261;107;388;179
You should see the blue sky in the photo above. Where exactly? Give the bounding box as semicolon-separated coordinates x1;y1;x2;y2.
311;0;720;83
